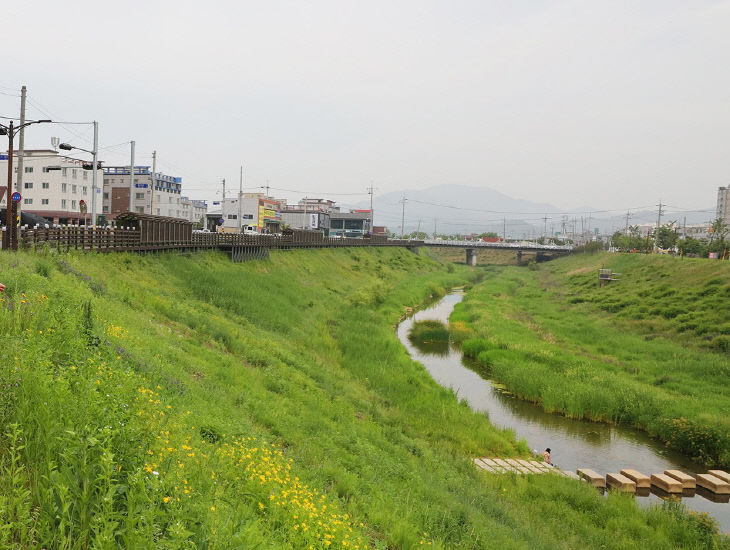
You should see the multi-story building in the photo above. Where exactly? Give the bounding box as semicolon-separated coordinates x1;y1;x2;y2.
219;193;283;233
717;186;730;225
1;149;97;224
280;198;335;232
102;166;183;219
180;196;208;226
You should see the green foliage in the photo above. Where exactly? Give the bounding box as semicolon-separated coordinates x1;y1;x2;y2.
0;248;725;548
409;320;449;343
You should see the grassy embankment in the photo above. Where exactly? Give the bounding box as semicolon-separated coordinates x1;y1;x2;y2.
453;253;730;468
0;247;726;549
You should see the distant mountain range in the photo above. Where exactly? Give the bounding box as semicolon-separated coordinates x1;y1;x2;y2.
344;184;714;238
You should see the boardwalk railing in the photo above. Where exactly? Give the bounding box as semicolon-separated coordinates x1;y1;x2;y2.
10;225;420;253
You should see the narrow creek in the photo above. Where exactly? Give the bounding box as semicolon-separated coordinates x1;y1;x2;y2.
397;291;730;533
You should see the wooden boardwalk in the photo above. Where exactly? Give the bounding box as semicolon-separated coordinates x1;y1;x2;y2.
474;458;730;501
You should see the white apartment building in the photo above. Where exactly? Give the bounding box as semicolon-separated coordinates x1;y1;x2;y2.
102;166;185;219
180;196;208;226
717;186;729;225
1;149;97;224
217;193;284;233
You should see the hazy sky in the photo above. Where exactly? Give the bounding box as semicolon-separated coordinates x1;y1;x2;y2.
3;0;729;213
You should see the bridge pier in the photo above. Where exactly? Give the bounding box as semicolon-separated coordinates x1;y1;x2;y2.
406;245;421;255
465;248;478;266
516;251;523;266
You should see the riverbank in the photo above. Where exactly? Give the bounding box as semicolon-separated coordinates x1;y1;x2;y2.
453;254;730;468
0;248;726;548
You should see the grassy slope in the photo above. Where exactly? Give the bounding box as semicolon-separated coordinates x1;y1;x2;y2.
0;248;725;549
454;253;730;467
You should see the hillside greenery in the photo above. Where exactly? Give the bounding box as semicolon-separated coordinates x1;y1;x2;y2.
453;253;730;468
0;247;727;548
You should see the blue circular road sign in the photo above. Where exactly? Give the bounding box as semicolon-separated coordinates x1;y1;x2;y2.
11;192;21;203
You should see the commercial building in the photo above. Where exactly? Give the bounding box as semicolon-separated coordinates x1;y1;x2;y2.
717;186;730;225
280;198;335;232
216;193;284;233
0;149;96;224
330;210;372;237
102;166;183;219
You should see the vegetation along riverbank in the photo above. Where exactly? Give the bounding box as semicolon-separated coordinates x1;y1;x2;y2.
454;253;730;468
0;247;727;548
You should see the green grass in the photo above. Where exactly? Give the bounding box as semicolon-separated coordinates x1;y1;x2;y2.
0;247;727;548
408;320;450;343
454;253;730;467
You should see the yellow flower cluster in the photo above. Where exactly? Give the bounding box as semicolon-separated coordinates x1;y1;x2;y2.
104;323;129;339
137;392;366;548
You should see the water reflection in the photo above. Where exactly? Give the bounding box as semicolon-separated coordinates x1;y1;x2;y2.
397;292;730;532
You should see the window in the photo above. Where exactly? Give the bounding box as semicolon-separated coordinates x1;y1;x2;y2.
72;169;77;179
24;182;33;189
24;166;33;173
23;198;33;205
156;208;160;215
82;186;88;195
135;193;145;200
103;178;109;184
41;182;49;189
61;199;67;208
83;171;88;180
227;214;237;219
71;200;77;209
135;206;144;213
103;192;109;199
72;185;77;193
41;199;49;205
43;167;51;173
103;205;109;213
62;168;67;176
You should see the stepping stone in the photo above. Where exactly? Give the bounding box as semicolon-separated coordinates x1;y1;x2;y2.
493;459;520;473
621;469;651;489
504;459;532;474
481;458;499;468
606;473;636;493
651;474;682;494
577;469;605;488
707;470;730;484
516;459;544;474
473;459;494;472
664;470;695;489
696;474;730;494
528;460;551;471
561;470;580;480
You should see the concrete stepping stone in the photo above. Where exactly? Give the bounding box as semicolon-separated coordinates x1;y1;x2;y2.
665;470;695;489
707;470;730;484
504;459;532;474
473;459;494;472
516;459;545;474
696;474;730;494
561;470;580;480
606;473;636;493
651;474;682;494
528;460;551;471
493;458;520;473
577;469;605;488
621;469;650;489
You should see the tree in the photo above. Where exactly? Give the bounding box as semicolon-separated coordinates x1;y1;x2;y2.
709;218;729;253
654;221;678;250
478;232;499;239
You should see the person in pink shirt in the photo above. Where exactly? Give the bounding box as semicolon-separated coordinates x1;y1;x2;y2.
542;448;552;465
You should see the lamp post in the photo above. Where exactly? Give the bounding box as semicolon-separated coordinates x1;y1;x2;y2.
1;118;52;250
59;120;100;225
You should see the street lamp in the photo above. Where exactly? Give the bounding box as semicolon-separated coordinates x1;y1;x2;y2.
58;120;100;225
1;118;52;250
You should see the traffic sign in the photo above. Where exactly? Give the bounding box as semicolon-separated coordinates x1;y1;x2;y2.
218;217;225;224
11;192;21;203
79;200;87;214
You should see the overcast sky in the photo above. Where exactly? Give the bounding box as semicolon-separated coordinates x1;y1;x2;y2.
2;0;728;213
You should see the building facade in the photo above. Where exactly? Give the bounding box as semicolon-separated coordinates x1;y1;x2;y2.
330;210;372;237
217;193;283;233
717;187;729;225
180;196;208;226
102;166;185;219
1;149;96;224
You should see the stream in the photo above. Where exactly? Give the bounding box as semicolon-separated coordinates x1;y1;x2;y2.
396;291;730;532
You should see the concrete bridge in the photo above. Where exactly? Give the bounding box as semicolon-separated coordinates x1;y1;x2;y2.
421;239;573;266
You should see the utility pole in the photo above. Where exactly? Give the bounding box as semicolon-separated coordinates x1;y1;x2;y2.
503;217;506;241
264;180;270;197
128;141;135;212
587;211;592;236
238;165;243;232
542;215;548;238
625;211;632;234
149;149;156;216
91;121;99;224
417;219;422;239
16;85;26;219
367;183;375;228
399;196;406;239
654;202;664;249
433;218;437;239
